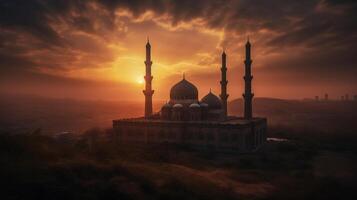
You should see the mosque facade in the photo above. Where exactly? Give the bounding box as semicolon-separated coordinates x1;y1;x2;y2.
113;39;267;153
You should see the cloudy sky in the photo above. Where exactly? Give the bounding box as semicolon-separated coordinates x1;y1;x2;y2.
0;0;356;101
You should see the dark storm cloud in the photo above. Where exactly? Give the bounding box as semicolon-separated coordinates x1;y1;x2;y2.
0;0;119;76
0;52;36;72
1;0;356;49
97;0;357;64
0;0;357;89
266;3;357;47
0;0;71;45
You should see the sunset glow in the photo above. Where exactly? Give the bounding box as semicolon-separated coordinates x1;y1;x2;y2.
1;2;357;199
137;77;144;84
0;0;356;101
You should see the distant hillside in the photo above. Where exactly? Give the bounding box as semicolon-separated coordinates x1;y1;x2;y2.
228;97;357;132
1;94;357;135
228;97;299;116
0;94;162;134
229;97;357;115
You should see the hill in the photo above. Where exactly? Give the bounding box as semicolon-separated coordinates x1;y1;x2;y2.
1;94;357;137
229;97;357;141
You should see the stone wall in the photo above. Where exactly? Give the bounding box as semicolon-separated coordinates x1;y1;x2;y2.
113;118;267;153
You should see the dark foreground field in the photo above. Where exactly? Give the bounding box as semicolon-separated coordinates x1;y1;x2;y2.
1;94;357;199
1;128;357;200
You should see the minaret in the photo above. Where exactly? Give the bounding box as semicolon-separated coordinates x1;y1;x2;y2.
243;38;254;119
220;50;229;119
143;38;154;118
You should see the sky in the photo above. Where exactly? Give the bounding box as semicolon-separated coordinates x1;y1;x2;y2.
0;0;357;101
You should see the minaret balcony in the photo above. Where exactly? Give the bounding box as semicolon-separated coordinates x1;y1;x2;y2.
244;60;252;65
144;75;153;81
144;61;152;65
243;93;254;98
143;90;154;96
220;80;228;85
244;76;253;81
220;94;229;99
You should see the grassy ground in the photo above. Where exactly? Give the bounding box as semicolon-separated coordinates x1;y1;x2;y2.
1;128;357;200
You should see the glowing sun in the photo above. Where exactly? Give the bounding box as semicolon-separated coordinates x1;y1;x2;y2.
136;77;144;84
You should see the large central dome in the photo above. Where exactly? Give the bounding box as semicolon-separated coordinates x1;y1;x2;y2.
170;78;198;101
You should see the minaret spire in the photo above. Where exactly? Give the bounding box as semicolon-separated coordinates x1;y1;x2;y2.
243;38;254;119
143;38;154;118
220;49;229;119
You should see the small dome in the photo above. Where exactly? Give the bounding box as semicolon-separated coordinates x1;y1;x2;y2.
200;103;208;107
189;103;200;108
201;91;222;109
162;102;172;108
170;78;198;101
173;103;183;108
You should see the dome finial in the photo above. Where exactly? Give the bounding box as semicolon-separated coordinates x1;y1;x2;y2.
201;90;222;109
170;75;198;101
183;72;185;80
209;88;212;93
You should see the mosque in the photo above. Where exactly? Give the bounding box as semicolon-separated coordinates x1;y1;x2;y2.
113;39;267;153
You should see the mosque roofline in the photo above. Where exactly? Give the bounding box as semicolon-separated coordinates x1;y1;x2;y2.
113;116;266;127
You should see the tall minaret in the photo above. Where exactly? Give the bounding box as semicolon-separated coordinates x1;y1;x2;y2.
220;50;229;119
143;38;154;118
243;38;254;119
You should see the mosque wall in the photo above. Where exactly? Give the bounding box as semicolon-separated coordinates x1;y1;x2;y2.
113;118;267;153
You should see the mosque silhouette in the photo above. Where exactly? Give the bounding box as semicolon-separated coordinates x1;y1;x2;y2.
113;39;266;152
